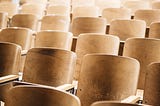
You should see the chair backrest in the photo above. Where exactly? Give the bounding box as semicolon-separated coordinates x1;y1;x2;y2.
149;22;160;39
134;9;160;27
122;0;150;15
20;3;45;18
35;30;73;50
49;0;71;6
5;85;81;106
10;14;39;31
0;12;8;28
72;6;99;20
40;15;70;31
91;101;151;106
151;1;160;9
74;33;120;80
109;19;146;41
46;5;70;16
123;38;160;89
72;17;106;36
0;27;33;50
143;62;160;106
77;54;140;106
102;8;131;24
23;48;76;86
0;2;18;18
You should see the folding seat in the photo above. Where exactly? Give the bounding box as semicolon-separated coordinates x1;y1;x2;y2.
35;30;73;50
5;85;81;106
148;22;160;39
77;54;140;106
151;1;160;9
72;17;106;36
74;33;120;80
143;62;160;106
0;12;8;28
123;38;160;89
40;15;70;31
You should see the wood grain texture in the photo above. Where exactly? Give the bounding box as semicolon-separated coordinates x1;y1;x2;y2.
123;38;160;89
77;54;140;106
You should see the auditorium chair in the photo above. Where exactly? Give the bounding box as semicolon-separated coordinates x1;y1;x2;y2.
35;30;73;50
151;1;160;9
5;85;81;106
77;54;140;106
40;15;70;31
48;0;71;6
148;22;160;39
0;12;8;28
123;38;160;89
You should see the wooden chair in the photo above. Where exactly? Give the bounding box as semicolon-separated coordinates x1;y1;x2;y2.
40;15;70;31
134;9;160;27
122;0;150;15
48;0;71;6
151;1;160;9
0;2;18;18
149;22;160;39
22;48;76;87
74;33;120;80
143;62;160;106
0;27;33;50
10;14;39;31
35;30;73;50
0;42;21;102
109;19;146;41
91;101;151;106
123;38;160;89
72;6;99;20
46;5;70;16
0;12;8;28
20;0;48;4
5;85;81;106
20;3;45;19
77;54;140;106
102;8;131;24
72;17;106;36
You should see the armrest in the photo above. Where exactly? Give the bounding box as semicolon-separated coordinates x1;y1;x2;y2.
121;95;140;103
21;50;28;56
0;75;19;84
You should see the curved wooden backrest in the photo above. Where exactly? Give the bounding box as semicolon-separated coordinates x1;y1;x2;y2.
0;12;8;29
0;27;33;50
143;62;160;106
152;1;160;9
74;33;120;80
23;48;76;86
0;42;21;101
20;3;45;18
91;101;151;106
46;5;70;16
35;30;73;50
72;6;99;20
10;14;39;31
149;22;160;39
134;9;160;27
109;19;146;41
40;15;70;31
77;54;140;106
122;0;150;15
123;38;160;89
72;17;106;36
49;0;71;6
6;85;81;106
0;2;18;18
102;8;131;24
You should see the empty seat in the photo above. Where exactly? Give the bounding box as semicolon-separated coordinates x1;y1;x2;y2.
35;30;73;50
123;38;160;89
0;12;8;28
143;62;160;106
22;48;76;87
102;8;131;24
40;15;70;31
151;1;160;9
109;19;146;41
5;85;81;106
74;33;120;80
49;0;71;6
149;22;160;39
77;54;140;106
72;17;106;36
10;14;39;31
134;9;160;27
